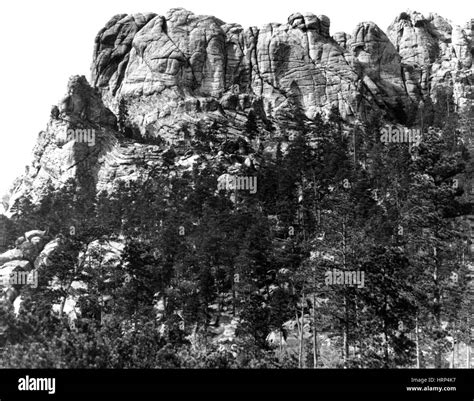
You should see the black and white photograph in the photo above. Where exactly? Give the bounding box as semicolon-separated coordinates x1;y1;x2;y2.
0;0;473;399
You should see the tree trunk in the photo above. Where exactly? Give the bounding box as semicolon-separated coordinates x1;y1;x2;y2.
433;251;443;368
343;296;349;367
312;292;318;368
232;269;236;317
382;297;389;367
59;278;74;318
296;309;302;368
59;294;67;318
451;340;456;369
342;221;350;367
467;341;471;369
353;129;357;167
354;302;361;361
451;321;456;369
415;315;421;369
279;331;283;360
299;293;306;368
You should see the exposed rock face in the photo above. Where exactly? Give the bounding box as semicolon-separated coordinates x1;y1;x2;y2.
90;8;472;126
387;12;473;108
6;75;119;208
59;75;117;128
0;9;473;348
92;13;158;98
2;8;473;214
0;229;125;321
0;230;49;304
90;8;418;124
348;21;414;113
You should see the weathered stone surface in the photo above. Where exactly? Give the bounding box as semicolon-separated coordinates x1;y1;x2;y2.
91;8;380;121
0;8;472;357
0;260;32;281
15;236;25;247
387;11;473;108
0;259;33;305
333;32;351;49
348;21;415;110
5;76;120;212
34;238;61;269
0;232;127;318
89;8;473;131
18;240;43;262
24;230;46;241
4;8;474;217
91;13;157;97
0;249;23;265
59;75;117;128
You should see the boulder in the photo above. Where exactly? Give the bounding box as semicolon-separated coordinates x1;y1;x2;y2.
0;249;23;265
24;230;46;241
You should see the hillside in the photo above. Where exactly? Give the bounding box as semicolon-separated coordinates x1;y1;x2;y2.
0;8;473;368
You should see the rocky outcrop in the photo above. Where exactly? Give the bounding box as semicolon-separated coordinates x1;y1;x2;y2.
58;75;117;128
5;76;120;210
0;228;125;321
0;9;472;365
3;8;473;215
348;21;415;113
387;12;473;108
90;8;473;127
91;8;429;124
0;230;49;304
92;13;157;98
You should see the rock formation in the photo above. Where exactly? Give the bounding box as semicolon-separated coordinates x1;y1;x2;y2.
1;8;469;213
91;8;472;121
0;9;472;363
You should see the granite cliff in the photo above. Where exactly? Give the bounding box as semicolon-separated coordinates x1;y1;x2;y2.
1;9;471;209
0;9;473;368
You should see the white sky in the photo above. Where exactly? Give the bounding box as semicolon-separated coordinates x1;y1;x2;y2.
0;0;471;196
